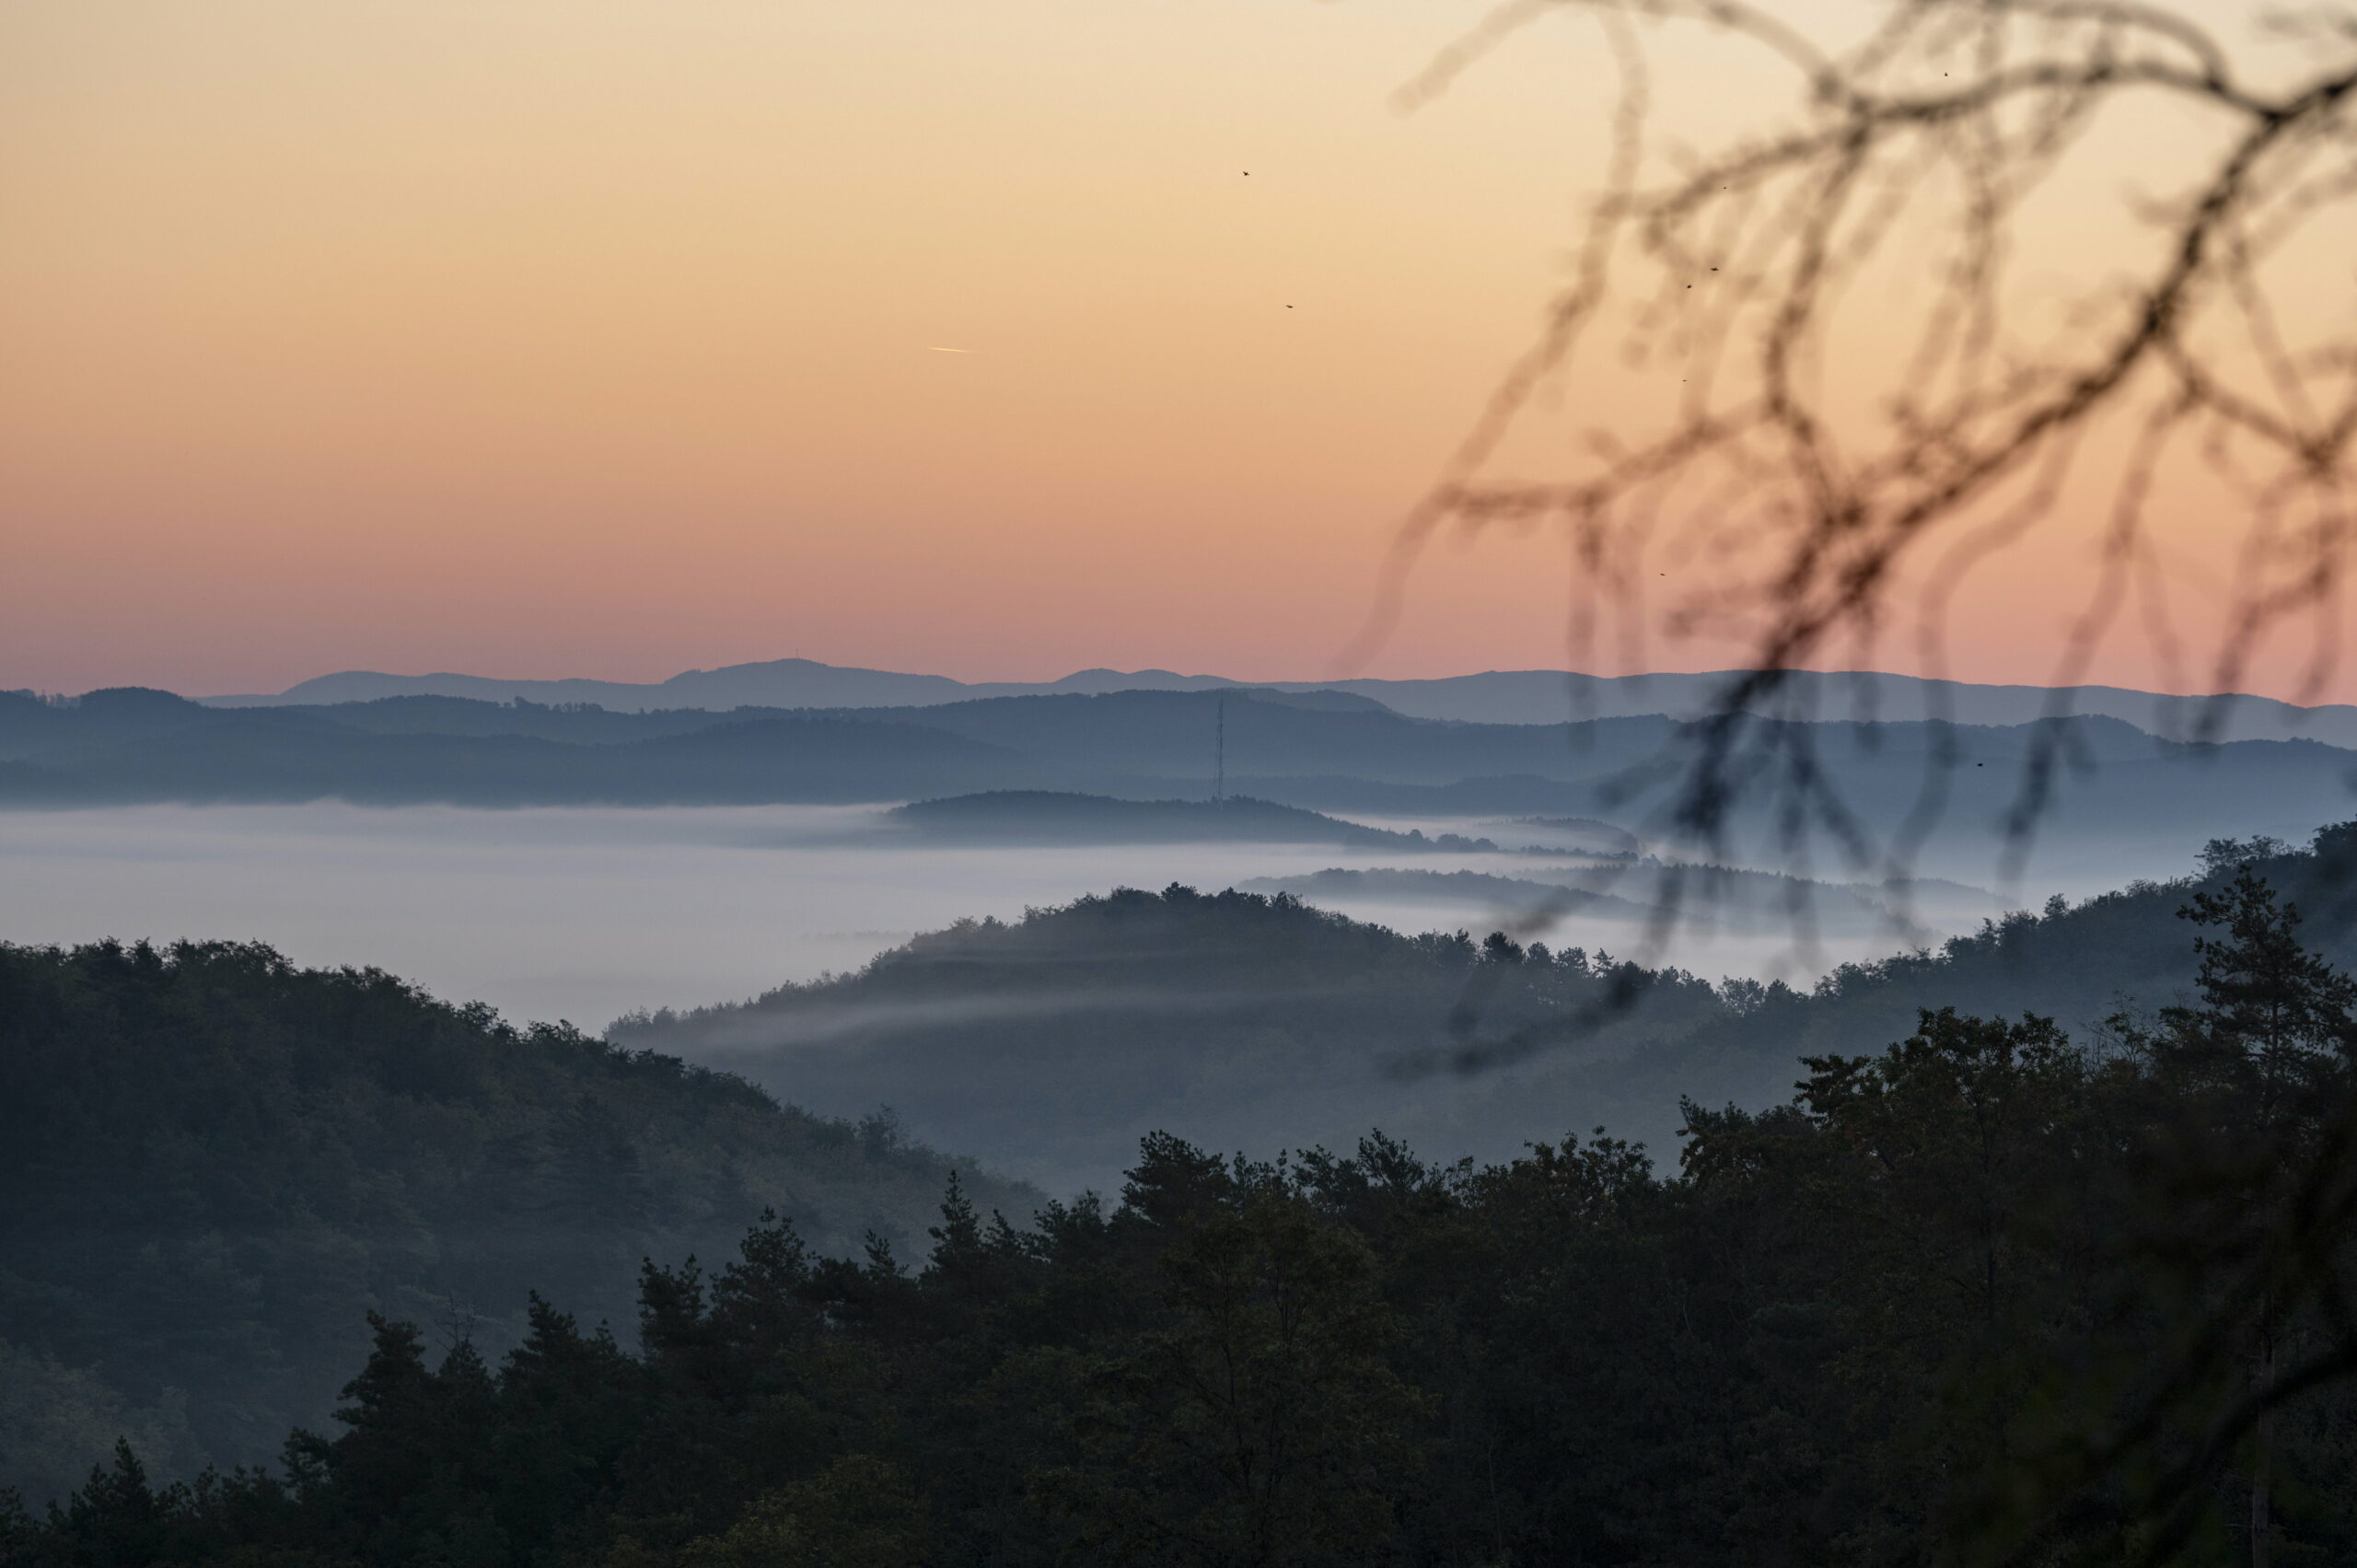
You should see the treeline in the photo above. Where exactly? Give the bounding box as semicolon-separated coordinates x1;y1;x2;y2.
608;884;1729;1191
17;867;2357;1565
607;833;2357;1191
0;942;1031;1505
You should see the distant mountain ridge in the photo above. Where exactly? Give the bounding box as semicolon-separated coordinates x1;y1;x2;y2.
6;688;2352;883
199;659;1239;715
194;656;2357;745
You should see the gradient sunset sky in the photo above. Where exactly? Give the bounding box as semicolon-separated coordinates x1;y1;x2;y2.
5;1;2347;701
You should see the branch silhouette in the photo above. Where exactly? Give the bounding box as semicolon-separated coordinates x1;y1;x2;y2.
1376;0;2357;1042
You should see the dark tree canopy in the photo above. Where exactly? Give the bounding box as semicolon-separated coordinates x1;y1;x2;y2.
12;871;2357;1565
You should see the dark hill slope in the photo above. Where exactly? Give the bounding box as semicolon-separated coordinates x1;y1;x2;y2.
272;693;745;743
1585;825;2357;1127
1404;825;2357;1145
849;689;1639;783
0;940;1032;1502
614;826;2357;1198
608;886;1727;1192
0;714;1034;806
0;687;255;761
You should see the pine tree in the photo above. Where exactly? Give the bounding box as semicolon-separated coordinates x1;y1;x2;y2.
2179;868;2357;1074
2167;871;2357;1568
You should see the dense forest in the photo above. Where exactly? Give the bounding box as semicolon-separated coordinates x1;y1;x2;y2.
0;944;1030;1506
10;853;2357;1564
606;882;1732;1191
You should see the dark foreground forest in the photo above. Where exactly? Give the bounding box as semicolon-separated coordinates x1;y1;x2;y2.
11;850;2357;1565
0;947;1030;1507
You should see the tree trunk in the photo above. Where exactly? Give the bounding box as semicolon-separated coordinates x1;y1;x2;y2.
2252;1326;2273;1568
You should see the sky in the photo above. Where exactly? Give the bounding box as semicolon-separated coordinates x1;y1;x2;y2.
4;0;2351;702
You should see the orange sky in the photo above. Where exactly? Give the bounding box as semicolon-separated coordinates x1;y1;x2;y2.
4;0;2350;702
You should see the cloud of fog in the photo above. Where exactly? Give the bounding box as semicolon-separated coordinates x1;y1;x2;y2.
658;984;1355;1054
0;802;2172;1028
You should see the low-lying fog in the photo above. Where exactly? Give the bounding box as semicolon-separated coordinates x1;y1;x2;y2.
0;803;2161;1028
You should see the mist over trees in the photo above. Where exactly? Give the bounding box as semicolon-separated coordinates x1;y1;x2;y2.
0;942;1028;1506
606;827;2357;1191
12;3;2357;1561
12;849;2357;1564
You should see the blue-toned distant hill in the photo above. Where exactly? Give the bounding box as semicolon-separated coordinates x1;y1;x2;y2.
0;689;1097;803
197;658;1246;714
3;687;2351;884
195;656;2357;745
886;791;1496;849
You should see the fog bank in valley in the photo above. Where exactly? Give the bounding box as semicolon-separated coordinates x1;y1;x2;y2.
0;800;2210;1033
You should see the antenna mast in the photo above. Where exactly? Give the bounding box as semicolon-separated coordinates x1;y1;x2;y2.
1213;692;1225;803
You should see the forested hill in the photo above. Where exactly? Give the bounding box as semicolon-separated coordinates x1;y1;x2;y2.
605;886;1729;1191
0;942;1032;1506
9;829;2354;1515
1596;825;2357;1128
613;826;2357;1192
18;859;2357;1565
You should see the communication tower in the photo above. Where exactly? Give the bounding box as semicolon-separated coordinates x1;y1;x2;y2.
1213;692;1225;802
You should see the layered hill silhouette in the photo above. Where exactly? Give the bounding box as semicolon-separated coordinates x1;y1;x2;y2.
6;686;2349;819
11;824;2355;1507
4;688;2349;882
196;656;2357;745
611;823;2357;1194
